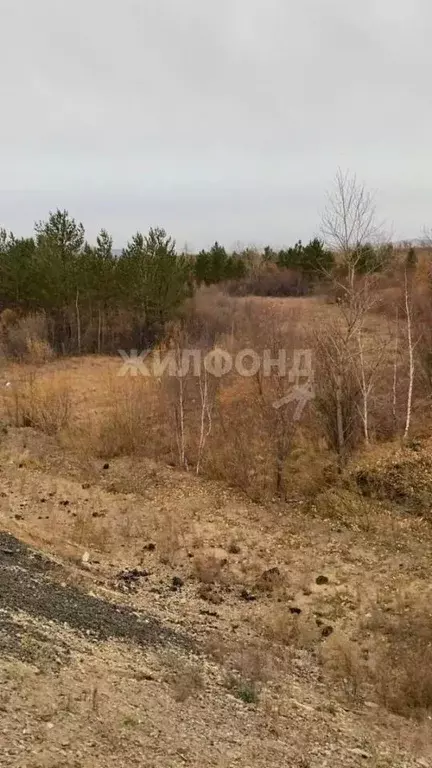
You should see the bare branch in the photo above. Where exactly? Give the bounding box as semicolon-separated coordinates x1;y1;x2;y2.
321;168;386;290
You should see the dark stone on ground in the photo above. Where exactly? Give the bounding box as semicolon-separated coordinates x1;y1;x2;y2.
240;588;257;602
316;575;329;586
321;625;334;638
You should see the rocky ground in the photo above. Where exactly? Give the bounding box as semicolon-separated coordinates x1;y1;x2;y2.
0;425;432;767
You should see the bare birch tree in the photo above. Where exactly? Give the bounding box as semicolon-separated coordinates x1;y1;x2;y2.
173;343;187;470
196;362;219;475
403;268;415;441
392;308;399;433
321;168;383;292
316;169;387;458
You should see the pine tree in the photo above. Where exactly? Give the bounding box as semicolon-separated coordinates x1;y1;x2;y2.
406;246;417;271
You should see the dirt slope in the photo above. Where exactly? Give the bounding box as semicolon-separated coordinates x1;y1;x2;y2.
0;427;431;767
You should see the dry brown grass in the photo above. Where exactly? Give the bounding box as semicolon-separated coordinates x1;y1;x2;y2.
5;373;73;435
193;552;227;584
263;608;320;651
162;652;205;703
94;375;160;458
321;588;432;719
0;311;53;363
366;599;432;718
1;283;431;507
321;632;365;702
155;511;186;566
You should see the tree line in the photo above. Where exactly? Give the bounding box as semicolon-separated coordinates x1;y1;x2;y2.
0;207;397;356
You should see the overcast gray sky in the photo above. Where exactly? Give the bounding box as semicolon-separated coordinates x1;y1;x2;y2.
0;0;430;250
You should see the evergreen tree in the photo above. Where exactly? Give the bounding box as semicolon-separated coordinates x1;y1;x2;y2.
0;233;37;309
406;246;417;270
263;245;277;263
143;226;192;326
35;209;84;260
277;241;303;270
301;238;334;277
353;242;392;275
195;249;211;284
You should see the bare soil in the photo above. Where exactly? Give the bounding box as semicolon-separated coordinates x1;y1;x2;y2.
0;357;431;766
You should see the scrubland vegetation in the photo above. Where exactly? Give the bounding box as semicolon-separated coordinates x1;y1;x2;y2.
2;171;432;766
2;169;432;489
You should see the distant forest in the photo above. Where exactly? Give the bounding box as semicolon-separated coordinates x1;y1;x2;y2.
0;208;399;355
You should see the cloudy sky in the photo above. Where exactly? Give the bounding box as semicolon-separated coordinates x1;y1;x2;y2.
0;0;430;249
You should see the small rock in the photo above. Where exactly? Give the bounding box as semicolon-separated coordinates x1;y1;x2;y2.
81;551;90;565
103;463;110;470
289;606;302;615
144;543;156;552
347;748;371;759
321;625;334;638
240;588;257;602
171;576;184;590
82;482;91;490
316;575;329;586
228;542;241;555
117;568;148;587
257;567;282;590
135;670;155;682
364;700;378;709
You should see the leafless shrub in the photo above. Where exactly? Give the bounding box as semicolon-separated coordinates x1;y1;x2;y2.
156;511;185;566
0;312;53;363
227;645;273;684
321;632;365;701
227;266;310;297
95;375;161;458
178;286;235;345
161;652;204;703
170;664;204;703
263;609;319;651
313;320;363;461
